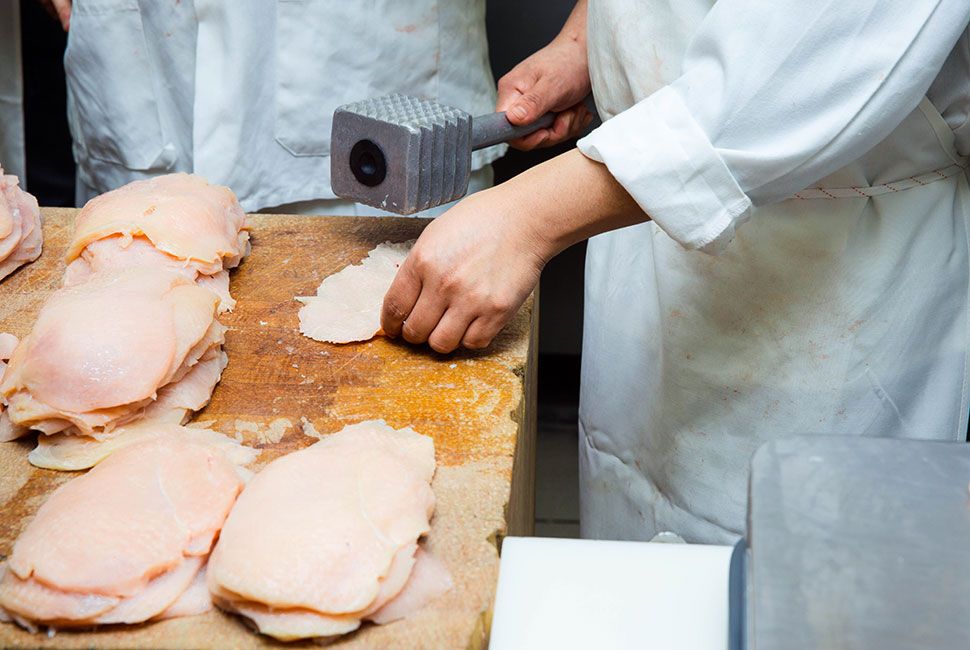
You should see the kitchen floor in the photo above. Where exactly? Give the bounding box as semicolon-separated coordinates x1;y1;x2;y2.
534;354;582;538
535;411;580;538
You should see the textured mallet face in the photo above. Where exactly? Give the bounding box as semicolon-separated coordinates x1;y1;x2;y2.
330;94;473;215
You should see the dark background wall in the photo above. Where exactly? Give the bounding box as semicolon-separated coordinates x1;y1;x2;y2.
19;0;588;398
486;2;586;535
20;0;75;207
486;0;589;368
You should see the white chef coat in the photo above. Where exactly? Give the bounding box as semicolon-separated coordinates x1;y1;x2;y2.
577;0;970;544
0;1;25;181
267;166;494;217
65;0;505;212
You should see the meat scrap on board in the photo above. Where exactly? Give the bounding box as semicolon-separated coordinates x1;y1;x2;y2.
297;240;413;344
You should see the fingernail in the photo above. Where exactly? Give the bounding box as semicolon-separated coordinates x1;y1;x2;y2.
509;105;528;120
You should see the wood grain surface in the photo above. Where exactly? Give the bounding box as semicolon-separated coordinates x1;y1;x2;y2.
0;209;536;649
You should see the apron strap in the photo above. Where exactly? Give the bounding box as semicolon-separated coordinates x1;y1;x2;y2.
790;162;967;200
791;98;967;200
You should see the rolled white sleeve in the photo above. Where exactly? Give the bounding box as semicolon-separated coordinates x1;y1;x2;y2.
578;0;970;252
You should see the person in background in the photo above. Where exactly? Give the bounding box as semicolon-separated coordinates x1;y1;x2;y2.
38;0;505;215
381;0;970;544
0;2;26;181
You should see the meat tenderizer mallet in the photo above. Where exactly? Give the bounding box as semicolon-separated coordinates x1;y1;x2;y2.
330;93;554;215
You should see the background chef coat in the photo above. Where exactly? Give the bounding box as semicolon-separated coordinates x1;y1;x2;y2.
0;1;25;181
66;0;505;212
576;0;970;543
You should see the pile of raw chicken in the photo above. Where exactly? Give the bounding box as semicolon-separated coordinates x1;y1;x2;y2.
0;167;42;284
0;173;450;642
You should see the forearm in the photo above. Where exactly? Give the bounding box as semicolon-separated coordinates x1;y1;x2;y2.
493;1;618;256
557;0;588;45
488;148;646;259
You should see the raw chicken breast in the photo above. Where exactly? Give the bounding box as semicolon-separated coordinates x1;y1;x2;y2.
210;590;360;640
142;346;229;422
154;564;212;620
28;421;260;472
0;565;119;628
0;333;18;405
208;549;452;641
297;240;412;344
0;332;17;360
92;557;203;625
0;267;225;439
0;436;245;630
369;547;453;624
0;332;24;442
208;419;447;641
0;168;42;282
65;237;239;312
65;173;249;311
67;173;248;272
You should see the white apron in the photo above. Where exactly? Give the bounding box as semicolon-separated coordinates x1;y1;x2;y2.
579;2;970;544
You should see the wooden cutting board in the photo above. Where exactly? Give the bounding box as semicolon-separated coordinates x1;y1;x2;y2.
0;209;537;649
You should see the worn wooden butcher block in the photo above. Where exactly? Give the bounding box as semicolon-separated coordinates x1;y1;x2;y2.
0;209;537;649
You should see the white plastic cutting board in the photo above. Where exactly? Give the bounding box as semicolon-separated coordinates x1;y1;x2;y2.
490;537;732;650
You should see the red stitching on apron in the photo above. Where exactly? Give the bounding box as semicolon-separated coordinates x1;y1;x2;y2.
788;163;966;200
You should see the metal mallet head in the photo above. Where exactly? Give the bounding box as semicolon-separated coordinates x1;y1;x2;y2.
330;93;554;215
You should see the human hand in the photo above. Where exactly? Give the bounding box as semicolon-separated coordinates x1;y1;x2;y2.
380;189;549;353
37;0;71;31
496;8;592;150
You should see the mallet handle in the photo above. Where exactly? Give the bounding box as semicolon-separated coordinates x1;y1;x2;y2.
470;111;556;150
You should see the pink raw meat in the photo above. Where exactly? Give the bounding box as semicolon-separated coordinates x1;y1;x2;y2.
208;419;445;641
297;241;412;344
0;168;42;282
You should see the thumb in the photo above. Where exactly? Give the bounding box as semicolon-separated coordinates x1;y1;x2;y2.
505;75;559;125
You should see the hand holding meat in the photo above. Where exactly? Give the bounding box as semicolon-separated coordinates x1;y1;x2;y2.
382;149;641;353
380;187;548;353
